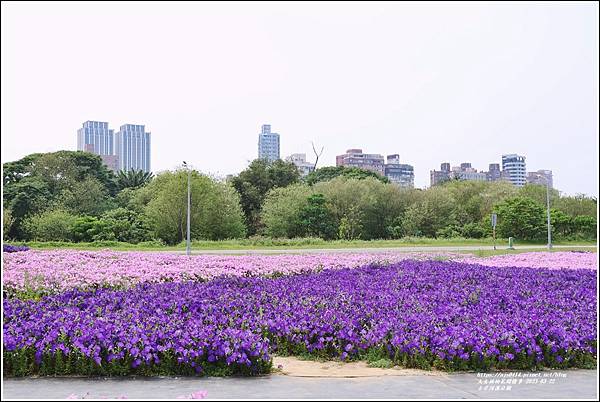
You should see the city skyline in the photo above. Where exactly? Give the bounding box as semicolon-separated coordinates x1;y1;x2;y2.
0;117;580;193
77;120;151;173
1;2;598;196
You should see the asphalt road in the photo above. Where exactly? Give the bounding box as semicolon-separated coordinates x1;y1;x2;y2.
166;244;596;255
3;370;597;399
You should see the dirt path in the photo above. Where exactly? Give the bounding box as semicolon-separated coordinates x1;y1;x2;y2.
272;356;444;378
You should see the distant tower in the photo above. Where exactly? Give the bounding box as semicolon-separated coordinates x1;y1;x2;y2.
115;124;151;173
77;120;118;171
258;124;280;162
502;154;527;187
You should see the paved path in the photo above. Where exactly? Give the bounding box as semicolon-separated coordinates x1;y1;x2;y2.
3;370;597;399
164;244;596;255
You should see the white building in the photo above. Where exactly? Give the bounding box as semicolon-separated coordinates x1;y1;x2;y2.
285;153;315;177
502;154;527;187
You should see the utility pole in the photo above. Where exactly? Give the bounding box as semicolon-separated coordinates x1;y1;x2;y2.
183;161;191;256
491;213;497;250
545;177;552;250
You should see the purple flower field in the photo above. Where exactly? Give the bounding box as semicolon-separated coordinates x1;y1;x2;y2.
3;257;597;376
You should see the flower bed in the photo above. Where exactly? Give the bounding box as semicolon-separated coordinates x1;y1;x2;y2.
2;249;461;297
457;251;597;270
3;244;30;253
4;260;596;376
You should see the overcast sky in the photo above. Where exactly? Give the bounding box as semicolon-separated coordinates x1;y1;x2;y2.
2;1;598;195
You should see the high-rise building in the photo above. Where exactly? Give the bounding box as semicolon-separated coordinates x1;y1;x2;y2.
430;162;490;186
258;124;280;162
486;163;502;182
115;124;151;173
336;149;385;176
502;154;527;187
77;121;118;171
527;170;553;188
430;163;451;186
285;153;315;177
384;154;414;188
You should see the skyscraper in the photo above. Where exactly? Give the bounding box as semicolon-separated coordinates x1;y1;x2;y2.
384;154;414;188
486;163;502;182
77;120;118;171
258;124;280;162
502;154;527;187
115;124;151;173
430;163;451;186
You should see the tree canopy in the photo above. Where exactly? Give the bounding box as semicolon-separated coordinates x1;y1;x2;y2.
305;166;389;185
230;159;300;235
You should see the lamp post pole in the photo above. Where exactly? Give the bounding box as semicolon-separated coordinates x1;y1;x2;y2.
183;161;191;256
545;177;552;250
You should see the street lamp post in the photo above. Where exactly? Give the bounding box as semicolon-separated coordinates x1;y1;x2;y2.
183;161;191;256
544;177;552;250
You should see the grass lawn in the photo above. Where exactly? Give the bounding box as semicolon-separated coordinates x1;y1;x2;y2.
8;237;597;253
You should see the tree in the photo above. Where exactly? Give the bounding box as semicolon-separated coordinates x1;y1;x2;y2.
553;194;597;217
230;159;300;235
3;178;52;239
97;208;154;243
28;151;117;196
305;166;389;185
3;208;14;240
199;182;247;241
3;151;118;240
312;177;376;239
142;170;246;245
58;177;113;216
518;184;560;208
116;169;154;191
444;180;516;227
311;142;324;171
338;206;363;240
494;197;547;241
261;184;313;238
549;209;572;238
22;209;78;242
298;194;337;240
401;186;456;238
2;153;42;187
571;215;596;239
71;216;110;242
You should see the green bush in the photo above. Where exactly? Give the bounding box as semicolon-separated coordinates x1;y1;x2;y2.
461;222;488;239
22;209;78;242
298;194;337;240
494;197;547;242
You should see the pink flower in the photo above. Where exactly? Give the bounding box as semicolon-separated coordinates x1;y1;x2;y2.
190;390;208;399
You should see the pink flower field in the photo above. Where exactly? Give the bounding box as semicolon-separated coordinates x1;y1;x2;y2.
456;251;597;270
2;249;460;295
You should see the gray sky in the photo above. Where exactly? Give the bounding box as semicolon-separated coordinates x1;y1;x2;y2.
2;1;598;196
